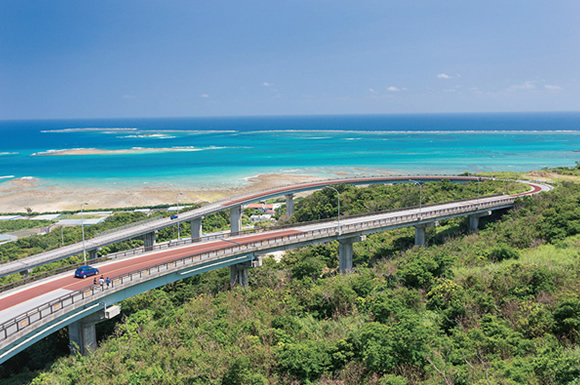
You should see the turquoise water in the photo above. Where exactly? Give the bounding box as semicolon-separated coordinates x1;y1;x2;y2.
0;113;579;189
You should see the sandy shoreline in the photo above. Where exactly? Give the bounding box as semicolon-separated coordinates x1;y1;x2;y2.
32;147;210;156
0;173;325;213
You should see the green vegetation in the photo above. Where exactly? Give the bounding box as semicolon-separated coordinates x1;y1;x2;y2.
288;179;525;223
0;219;52;234
3;176;580;384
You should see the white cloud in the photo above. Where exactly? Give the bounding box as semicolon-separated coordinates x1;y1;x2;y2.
437;73;461;79
369;88;378;94
544;84;562;90
387;86;406;92
509;81;536;90
200;94;209;98
263;82;272;86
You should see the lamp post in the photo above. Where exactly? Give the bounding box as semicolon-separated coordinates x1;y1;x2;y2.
176;193;183;241
477;177;481;209
409;180;422;219
327;186;341;234
80;202;88;263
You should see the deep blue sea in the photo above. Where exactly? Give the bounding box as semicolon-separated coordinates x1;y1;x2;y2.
1;113;579;190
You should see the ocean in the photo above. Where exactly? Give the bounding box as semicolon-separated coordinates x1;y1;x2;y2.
0;112;579;190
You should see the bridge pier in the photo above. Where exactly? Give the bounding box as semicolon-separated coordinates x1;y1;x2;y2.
68;305;120;356
143;231;156;251
230;255;262;287
468;211;492;231
414;222;436;247
190;217;203;241
19;268;33;278
285;194;295;217
88;249;98;262
230;206;242;235
338;235;363;273
230;261;251;287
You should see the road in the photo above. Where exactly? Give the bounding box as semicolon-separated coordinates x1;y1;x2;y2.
0;175;518;278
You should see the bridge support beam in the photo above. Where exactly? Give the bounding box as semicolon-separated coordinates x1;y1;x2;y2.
468;211;492;231
285;194;295;217
338;235;363;273
190;217;203;241
414;222;436;247
230;261;251;287
20;269;33;278
414;225;426;247
88;249;98;262
143;231;156;251
230;206;242;235
68;305;120;356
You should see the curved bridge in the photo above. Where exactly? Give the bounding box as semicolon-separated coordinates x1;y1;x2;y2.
0;177;551;364
0;175;531;279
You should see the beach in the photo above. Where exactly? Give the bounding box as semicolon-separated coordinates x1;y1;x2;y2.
0;173;324;213
1;114;578;214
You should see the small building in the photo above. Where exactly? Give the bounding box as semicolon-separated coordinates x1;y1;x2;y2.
249;214;274;223
246;203;265;212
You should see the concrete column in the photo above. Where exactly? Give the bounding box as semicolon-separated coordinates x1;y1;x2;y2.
20;269;33;278
285;194;295;217
190;217;203;241
68;320;97;355
414;225;427;247
230;206;242;235
469;214;480;231
230;261;251;287
468;211;491;231
338;238;354;273
88;249;98;262
143;231;156;251
338;235;364;273
69;305;120;356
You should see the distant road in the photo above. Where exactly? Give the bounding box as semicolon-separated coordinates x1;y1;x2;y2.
0;175;550;278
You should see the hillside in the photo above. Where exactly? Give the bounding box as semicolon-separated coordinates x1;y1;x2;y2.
2;178;580;384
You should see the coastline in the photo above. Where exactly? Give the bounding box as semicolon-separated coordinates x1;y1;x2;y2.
0;173;325;213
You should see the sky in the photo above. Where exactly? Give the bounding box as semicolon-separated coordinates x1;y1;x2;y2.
1;0;579;119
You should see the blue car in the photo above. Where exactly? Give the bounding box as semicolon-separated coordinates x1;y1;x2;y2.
74;265;99;279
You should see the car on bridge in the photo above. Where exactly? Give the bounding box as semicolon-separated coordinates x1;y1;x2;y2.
74;265;99;279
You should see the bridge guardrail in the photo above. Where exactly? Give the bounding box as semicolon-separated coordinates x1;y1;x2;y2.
0;192;511;294
0;175;527;281
0;195;516;345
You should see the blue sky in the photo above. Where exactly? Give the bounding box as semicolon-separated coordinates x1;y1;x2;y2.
1;1;579;119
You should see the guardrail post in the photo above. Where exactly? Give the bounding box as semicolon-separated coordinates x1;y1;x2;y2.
230;206;242;235
190;217;203;241
143;231;157;252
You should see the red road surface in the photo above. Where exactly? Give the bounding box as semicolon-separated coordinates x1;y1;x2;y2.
0;229;303;312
